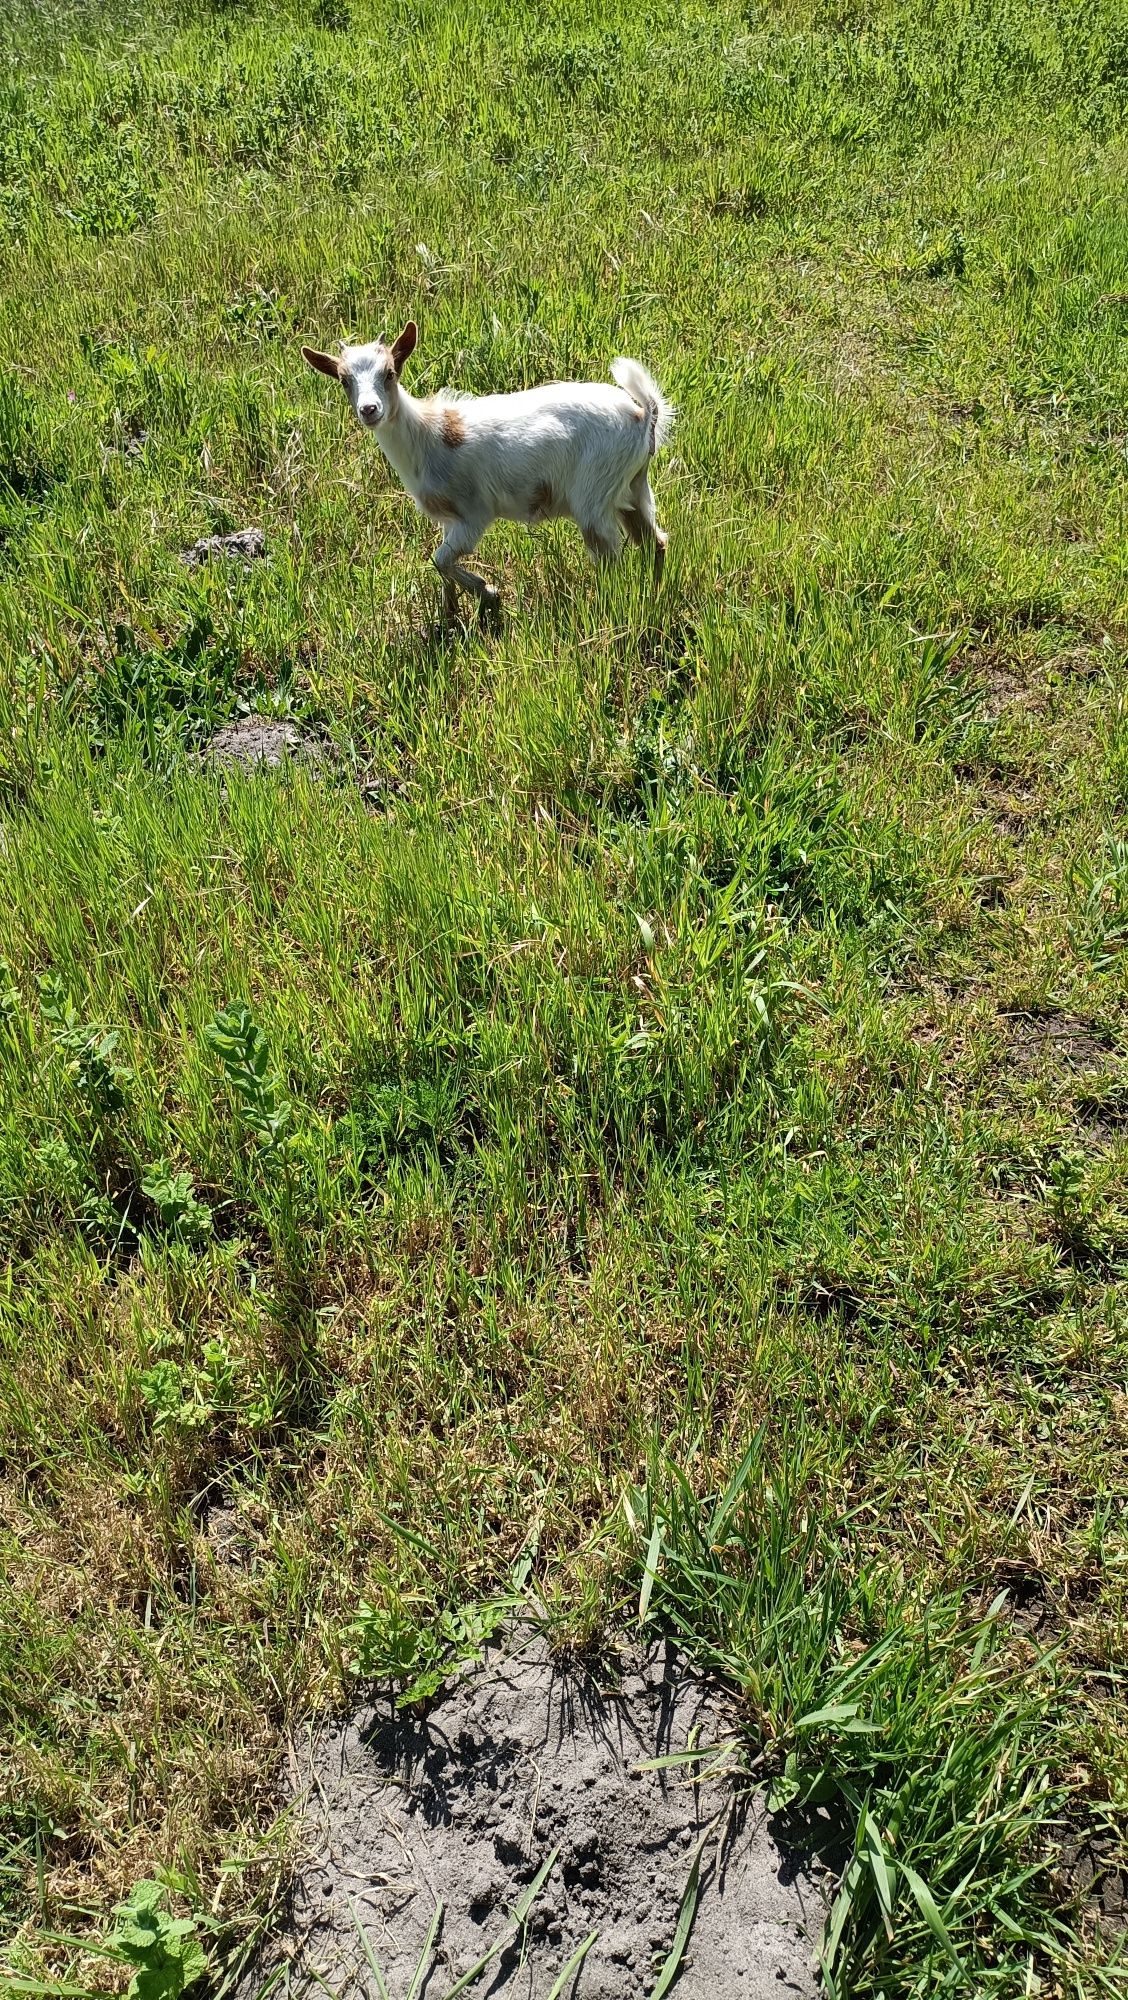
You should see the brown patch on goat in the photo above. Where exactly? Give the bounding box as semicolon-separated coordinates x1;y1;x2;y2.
391;321;418;370
422;491;462;521
440;406;466;448
529;481;556;520
620;506;646;546
302;345;343;382
622;393;658;454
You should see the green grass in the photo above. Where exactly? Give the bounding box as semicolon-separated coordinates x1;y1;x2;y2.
2;0;1128;1990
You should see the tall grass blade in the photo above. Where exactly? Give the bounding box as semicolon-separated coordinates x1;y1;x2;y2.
902;1863;960;1966
347;1894;392;2000
509;1846;559;1925
648;1817;717;2000
638;1518;663;1624
546;1930;598;1999
861;1811;895;1940
405;1898;443;2000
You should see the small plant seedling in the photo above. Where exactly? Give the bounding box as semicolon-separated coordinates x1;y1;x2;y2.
1070;833;1128;970
204;1000;293;1158
136;1335;240;1434
347;1590;519;1706
110;1879;208;2000
141;1159;214;1246
39;973;132;1114
33;1132;122;1242
137;1359;194;1432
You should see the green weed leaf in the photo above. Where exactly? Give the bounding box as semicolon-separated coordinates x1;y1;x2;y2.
110;1881;208;2000
204;1000;293;1159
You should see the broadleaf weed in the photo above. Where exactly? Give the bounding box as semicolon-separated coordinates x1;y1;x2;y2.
39;973;131;1116
204;1000;293;1160
110;1879;208;2000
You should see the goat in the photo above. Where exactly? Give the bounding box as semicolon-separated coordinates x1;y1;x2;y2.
301;322;673;624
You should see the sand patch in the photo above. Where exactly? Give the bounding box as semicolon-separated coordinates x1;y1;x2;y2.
274;1634;826;1999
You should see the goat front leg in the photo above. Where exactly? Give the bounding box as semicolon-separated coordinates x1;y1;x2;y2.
579;515;624;567
433;522;500;629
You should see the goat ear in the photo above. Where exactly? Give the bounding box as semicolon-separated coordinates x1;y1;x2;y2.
391;321;418;370
301;345;343;382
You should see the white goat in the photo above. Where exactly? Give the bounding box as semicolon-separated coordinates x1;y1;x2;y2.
301;322;673;623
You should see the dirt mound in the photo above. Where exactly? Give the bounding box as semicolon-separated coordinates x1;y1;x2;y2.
181;527;267;568
201;717;326;771
278;1634;825;1999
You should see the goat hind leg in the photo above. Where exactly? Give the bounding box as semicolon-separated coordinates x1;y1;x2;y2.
627;472;667;591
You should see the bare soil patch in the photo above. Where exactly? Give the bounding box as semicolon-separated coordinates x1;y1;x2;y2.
975;651;1029;720
1060;1830;1128;1941
1002;1010;1115;1080
274;1634;826;1999
201;717;328;771
181;527;267;568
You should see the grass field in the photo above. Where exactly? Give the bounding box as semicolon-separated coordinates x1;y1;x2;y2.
2;0;1128;1990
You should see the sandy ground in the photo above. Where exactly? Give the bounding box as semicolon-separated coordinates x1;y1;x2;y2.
273;1633;826;1999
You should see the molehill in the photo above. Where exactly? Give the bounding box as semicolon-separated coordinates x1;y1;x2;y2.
271;1633;826;1999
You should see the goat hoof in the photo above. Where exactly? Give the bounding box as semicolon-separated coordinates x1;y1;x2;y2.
478;588;502;631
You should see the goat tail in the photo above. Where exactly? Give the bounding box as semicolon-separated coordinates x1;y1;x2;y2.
610;357;675;455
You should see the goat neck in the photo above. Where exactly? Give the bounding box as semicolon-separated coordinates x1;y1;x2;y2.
372;388;430;490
